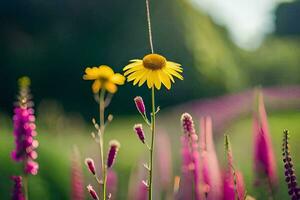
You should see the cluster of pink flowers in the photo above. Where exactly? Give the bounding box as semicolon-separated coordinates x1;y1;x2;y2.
11;106;39;175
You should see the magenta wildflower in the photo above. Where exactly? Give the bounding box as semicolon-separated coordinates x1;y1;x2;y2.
71;147;84;200
199;116;222;200
87;185;99;200
134;124;146;144
85;158;96;175
177;113;201;200
253;91;277;187
107;169;118;200
107;140;120;168
282;129;300;200
134;96;146;115
11;176;24;200
11;76;39;175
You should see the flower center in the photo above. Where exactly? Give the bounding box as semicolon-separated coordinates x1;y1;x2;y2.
143;54;166;70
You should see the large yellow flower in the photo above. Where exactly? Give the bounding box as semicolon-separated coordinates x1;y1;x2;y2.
83;65;125;94
123;54;183;90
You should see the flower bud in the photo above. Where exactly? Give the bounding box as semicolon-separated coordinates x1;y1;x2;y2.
134;96;146;115
85;158;96;175
134;124;145;143
107;140;120;168
87;184;99;200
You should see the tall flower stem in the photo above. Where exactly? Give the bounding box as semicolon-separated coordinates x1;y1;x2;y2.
149;87;156;200
23;174;28;200
99;89;107;200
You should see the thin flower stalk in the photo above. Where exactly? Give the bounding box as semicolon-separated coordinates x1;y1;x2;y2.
11;77;39;200
83;65;124;200
282;129;300;200
223;135;246;200
123;1;183;199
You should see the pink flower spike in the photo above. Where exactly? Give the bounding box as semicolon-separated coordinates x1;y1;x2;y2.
253;90;278;187
87;185;99;200
134;96;146;115
85;158;96;175
199;116;222;200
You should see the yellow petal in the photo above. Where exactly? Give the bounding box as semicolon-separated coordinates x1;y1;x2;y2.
163;68;175;83
138;69;151;87
124;64;143;76
123;61;142;71
168;61;181;67
105;82;117;93
83;67;100;80
110;73;125;85
159;70;171;90
92;80;102;93
147;72;154;88
98;65;114;79
166;68;183;80
127;70;145;82
133;70;147;85
152;71;161;90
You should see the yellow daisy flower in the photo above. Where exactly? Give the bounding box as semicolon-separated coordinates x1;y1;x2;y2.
123;53;183;90
83;65;125;94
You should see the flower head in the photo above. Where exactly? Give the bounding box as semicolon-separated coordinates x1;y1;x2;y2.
83;65;125;94
107;140;120;168
11;76;39;175
134;96;146;115
87;185;99;200
85;158;96;175
11;176;24;200
134;124;145;144
123;53;183;90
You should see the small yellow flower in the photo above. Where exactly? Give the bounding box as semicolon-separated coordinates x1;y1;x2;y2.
123;53;183;90
83;65;125;94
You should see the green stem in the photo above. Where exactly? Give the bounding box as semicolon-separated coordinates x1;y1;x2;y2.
149;87;156;200
99;89;106;200
23;174;29;200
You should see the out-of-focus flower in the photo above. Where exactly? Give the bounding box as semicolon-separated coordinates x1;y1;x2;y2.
85;158;96;175
177;113;201;200
134;96;146;116
199;116;222;200
71;147;84;200
134;124;146;144
282;129;300;200
107;140;120;168
87;185;99;200
11;76;39;175
107;169;118;200
156;131;173;193
123;53;183;90
11;176;24;200
253;91;277;187
83;65;125;94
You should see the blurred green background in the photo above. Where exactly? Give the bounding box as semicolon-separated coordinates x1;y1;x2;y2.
0;0;300;199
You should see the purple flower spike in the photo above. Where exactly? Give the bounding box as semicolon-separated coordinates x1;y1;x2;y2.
134;96;146;115
253;91;277;187
87;185;99;200
282;130;300;200
107;140;120;168
11;176;25;200
11;77;39;175
134;124;145;144
85;158;96;175
177;113;201;200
